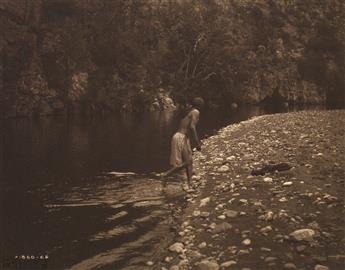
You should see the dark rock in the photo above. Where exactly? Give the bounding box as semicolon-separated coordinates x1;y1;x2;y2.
51;100;65;110
251;163;292;176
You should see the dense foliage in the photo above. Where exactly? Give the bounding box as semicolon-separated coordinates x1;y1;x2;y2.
1;0;344;117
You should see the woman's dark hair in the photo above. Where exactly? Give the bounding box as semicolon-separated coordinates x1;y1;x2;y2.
178;97;205;119
191;97;205;110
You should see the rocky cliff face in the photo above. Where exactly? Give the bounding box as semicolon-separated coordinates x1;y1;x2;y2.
1;1;65;117
1;0;344;118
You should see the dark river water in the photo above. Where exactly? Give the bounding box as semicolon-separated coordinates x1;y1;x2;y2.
0;105;322;269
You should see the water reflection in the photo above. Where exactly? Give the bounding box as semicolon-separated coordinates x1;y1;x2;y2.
43;174;182;269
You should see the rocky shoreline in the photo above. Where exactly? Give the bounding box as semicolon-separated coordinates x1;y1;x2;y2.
156;110;345;270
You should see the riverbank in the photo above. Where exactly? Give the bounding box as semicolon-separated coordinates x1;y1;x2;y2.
157;110;345;270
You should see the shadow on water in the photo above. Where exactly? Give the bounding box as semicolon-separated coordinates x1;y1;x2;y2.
0;104;327;269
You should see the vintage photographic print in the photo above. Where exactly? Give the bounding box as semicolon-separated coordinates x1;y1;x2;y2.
1;0;344;269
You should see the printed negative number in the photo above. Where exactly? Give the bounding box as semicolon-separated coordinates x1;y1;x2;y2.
15;255;49;260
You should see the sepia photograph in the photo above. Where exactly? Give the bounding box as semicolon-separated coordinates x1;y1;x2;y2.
1;0;344;269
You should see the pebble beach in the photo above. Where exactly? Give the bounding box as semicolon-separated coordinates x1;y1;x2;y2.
157;110;345;270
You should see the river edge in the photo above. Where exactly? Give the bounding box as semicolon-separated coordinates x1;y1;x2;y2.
153;110;345;270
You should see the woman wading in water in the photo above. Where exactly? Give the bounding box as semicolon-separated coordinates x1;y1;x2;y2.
159;97;204;190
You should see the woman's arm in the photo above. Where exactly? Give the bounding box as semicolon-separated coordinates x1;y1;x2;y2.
190;109;201;150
